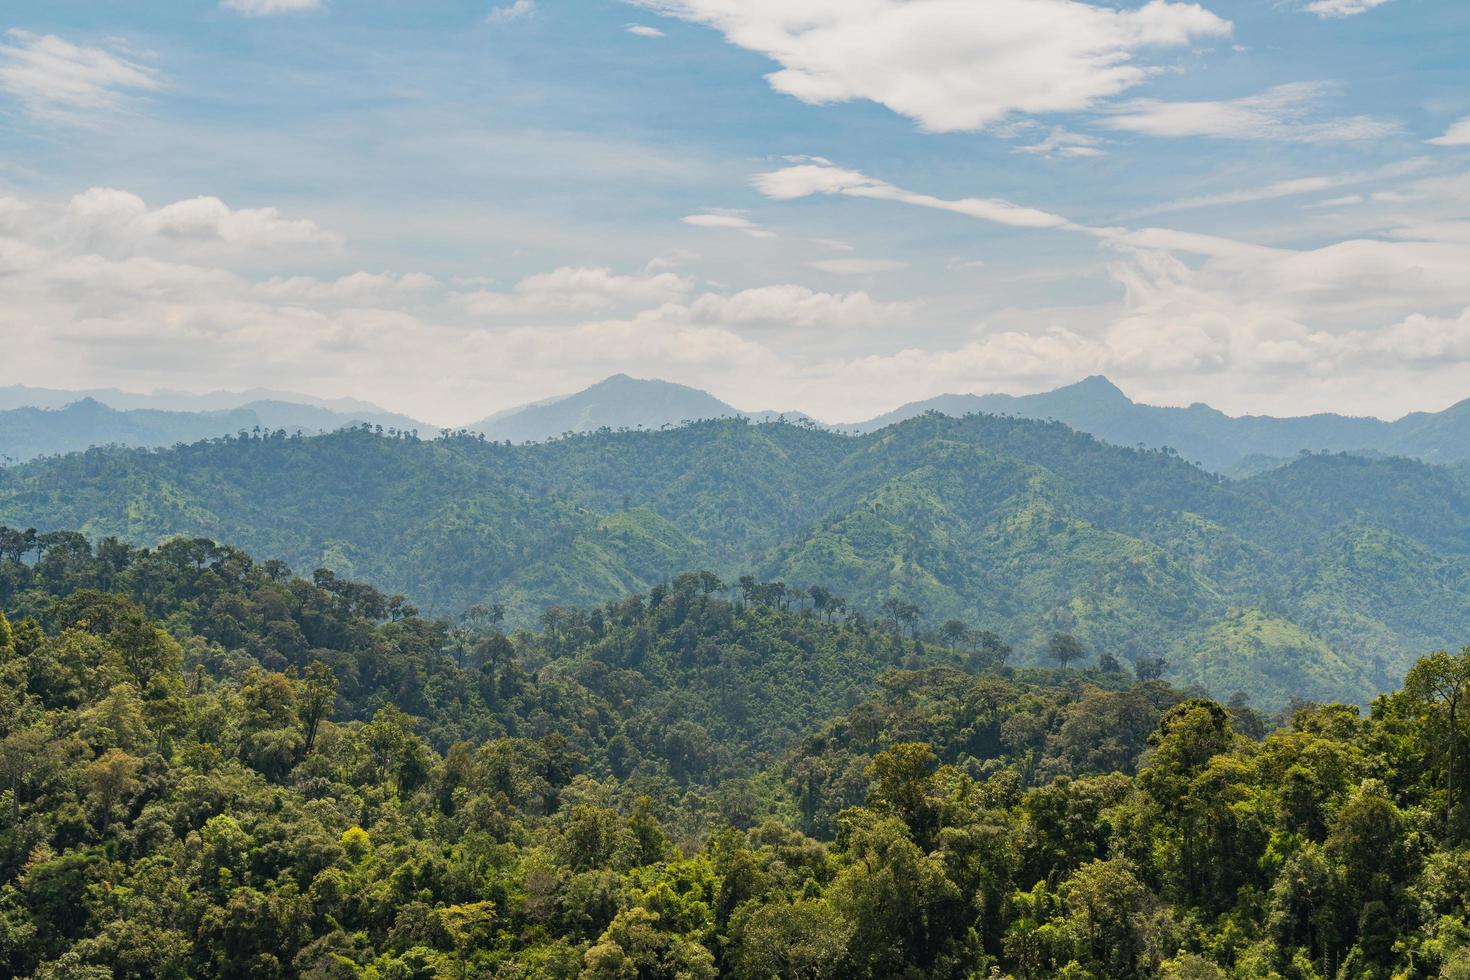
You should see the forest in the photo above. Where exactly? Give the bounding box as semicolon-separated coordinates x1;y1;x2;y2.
2;415;1469;707
2;530;1469;979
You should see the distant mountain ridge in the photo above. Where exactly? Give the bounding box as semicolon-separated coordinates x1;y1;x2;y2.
0;394;430;463
845;376;1470;473
468;374;811;442
472;373;1470;473
6;373;1468;472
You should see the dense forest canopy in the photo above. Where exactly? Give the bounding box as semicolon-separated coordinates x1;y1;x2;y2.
1;414;1467;706
2;532;1469;978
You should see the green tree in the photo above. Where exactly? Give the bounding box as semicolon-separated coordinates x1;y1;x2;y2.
1403;647;1470;840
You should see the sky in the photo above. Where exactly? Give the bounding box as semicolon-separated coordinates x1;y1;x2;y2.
1;0;1468;426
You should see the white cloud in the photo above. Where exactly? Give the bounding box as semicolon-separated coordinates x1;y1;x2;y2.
488;0;536;22
1012;127;1106;159
463;266;694;315
627;24;666;37
1302;0;1389;17
1143;158;1431;214
259;271;439;303
0;30;160;122
220;0;324;15
686;284;910;327
67;187;341;248
754;158;1470;403
756;162;1078;229
809;258;908;275
1429;116;1470;147
626;0;1231;133
645;249;700;272
1365;308;1470;362
1100;82;1398;143
681;210;777;238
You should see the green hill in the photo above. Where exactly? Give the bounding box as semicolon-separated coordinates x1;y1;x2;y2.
1;414;1466;705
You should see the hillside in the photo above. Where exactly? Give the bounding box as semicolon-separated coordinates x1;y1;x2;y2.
1;415;1465;706
2;536;1467;979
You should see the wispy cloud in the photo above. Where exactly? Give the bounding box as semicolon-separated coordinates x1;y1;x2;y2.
1429;116;1470;147
0;29;160;123
1100;81;1398;143
220;0;324;15
488;0;536;23
809;258;908;275
1302;0;1390;17
755;163;1078;230
626;24;665;38
1143;158;1432;214
681;210;776;239
1011;127;1105;159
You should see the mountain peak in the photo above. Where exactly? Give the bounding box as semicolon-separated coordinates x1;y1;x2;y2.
1065;375;1129;401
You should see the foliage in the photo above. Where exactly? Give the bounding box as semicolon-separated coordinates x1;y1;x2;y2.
3;532;1470;977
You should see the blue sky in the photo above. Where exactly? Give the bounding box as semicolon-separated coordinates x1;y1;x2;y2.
1;0;1468;424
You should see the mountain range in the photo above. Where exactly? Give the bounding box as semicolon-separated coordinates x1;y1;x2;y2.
2;411;1466;707
6;373;1469;473
0;388;429;462
465;373;1470;474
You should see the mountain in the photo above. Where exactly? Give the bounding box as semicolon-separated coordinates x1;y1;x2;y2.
0;395;431;463
2;413;1466;706
0;382;417;420
848;375;1470;472
468;373;812;442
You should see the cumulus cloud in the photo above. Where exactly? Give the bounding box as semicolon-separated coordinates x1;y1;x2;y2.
625;0;1231;132
1100;81;1398;143
220;0;324;15
1429;116;1470;147
753;157;1470;403
0;30;160;122
259;271;439;303
67;187;341;248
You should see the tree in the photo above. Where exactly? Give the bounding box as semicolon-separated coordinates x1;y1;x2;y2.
1134;655;1168;682
440;901;497;979
938;620;968;653
298;661;338;758
1404;647;1470;840
80;748;143;832
727;899;850;980
970;631;1012;671
865;743;940;846
1047;633;1085;669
